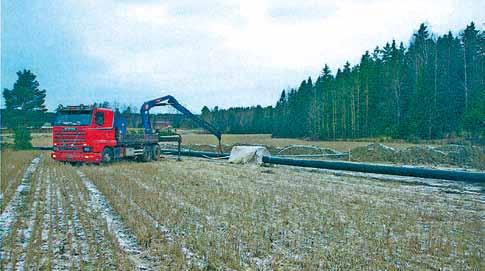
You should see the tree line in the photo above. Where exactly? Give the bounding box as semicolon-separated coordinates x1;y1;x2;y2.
201;105;273;134
202;22;484;140
2;22;484;148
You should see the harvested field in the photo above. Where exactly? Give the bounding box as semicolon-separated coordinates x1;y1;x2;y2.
1;155;134;269
1;150;40;212
15;132;421;151
1;150;483;270
82;157;483;270
180;133;420;152
31;133;52;148
0;133;51;148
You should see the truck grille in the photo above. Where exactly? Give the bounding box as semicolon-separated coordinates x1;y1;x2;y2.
54;131;86;151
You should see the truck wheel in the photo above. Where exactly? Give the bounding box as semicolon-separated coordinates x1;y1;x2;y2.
152;145;160;161
102;148;113;164
141;146;152;162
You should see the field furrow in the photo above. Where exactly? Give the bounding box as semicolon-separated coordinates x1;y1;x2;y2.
0;156;42;245
38;168;53;268
99;170;207;268
65;184;90;265
1;151;40;212
1;155;140;269
76;170;154;270
13;166;46;270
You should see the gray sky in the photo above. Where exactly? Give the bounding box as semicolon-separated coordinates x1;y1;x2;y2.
2;0;484;112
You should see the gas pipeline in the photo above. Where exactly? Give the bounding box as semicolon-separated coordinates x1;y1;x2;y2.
160;148;485;183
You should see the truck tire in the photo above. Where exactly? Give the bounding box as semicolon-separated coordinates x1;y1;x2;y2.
141;146;152;162
152;145;160;161
102;148;113;164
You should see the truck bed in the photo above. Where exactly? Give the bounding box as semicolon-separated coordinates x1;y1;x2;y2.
117;133;159;146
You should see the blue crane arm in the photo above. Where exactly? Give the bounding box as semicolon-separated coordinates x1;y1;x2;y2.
140;95;222;142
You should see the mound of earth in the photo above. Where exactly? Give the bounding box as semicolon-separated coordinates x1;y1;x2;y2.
161;141;484;169
181;143;280;154
350;143;397;162
351;143;485;169
276;145;343;156
182;143;343;156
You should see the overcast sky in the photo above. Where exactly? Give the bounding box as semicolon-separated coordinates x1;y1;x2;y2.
1;0;484;113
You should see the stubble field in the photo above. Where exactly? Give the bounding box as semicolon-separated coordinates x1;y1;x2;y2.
0;150;483;270
1;132;419;151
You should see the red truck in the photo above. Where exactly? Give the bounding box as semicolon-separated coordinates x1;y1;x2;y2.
51;96;222;164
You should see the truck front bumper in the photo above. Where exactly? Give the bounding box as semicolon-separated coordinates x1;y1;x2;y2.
51;152;102;163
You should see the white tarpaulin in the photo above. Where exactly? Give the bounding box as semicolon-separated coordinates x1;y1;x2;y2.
228;146;270;164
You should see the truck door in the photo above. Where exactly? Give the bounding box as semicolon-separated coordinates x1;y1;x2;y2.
90;109;116;152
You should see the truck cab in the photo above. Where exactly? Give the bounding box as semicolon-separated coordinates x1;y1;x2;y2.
51;105;116;163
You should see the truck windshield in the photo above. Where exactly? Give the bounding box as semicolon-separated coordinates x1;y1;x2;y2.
54;112;92;126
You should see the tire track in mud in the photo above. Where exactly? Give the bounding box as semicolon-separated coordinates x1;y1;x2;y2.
76;170;153;271
0;156;42;246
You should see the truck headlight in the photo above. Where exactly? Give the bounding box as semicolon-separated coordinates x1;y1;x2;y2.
83;146;92;152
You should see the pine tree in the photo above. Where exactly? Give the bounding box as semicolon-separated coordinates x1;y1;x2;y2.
2;70;48;149
3;70;47;112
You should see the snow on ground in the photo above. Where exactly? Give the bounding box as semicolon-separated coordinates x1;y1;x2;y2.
76;170;153;271
12;167;45;271
39;168;53;267
65;186;90;265
78;157;483;270
1;151;483;270
286;165;485;203
0;156;41;245
102;172;207;269
1;157;135;269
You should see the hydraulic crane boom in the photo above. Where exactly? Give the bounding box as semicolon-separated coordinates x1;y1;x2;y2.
140;95;223;150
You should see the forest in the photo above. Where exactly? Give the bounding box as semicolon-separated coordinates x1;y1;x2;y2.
201;22;484;140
